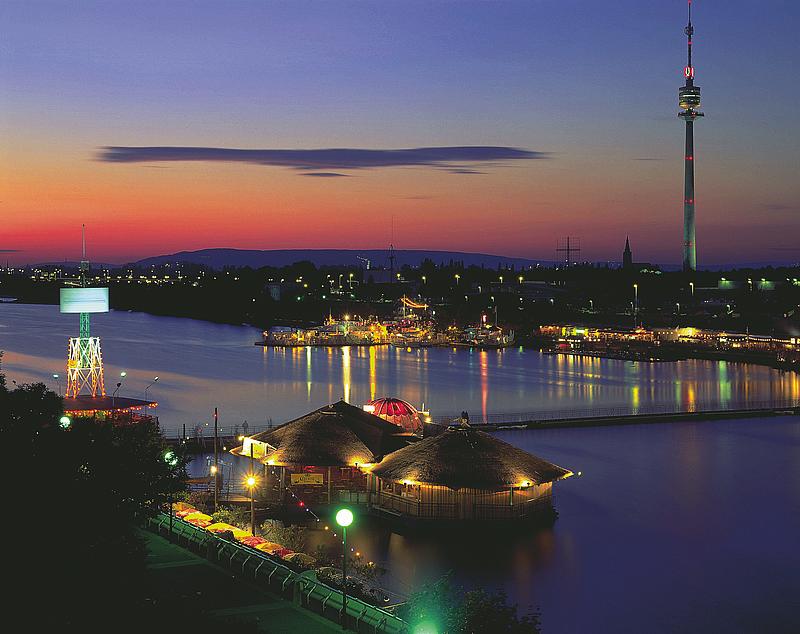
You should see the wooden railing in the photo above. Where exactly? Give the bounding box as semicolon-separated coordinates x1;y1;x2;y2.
375;492;458;519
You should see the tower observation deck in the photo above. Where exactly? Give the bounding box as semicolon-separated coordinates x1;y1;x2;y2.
679;0;704;272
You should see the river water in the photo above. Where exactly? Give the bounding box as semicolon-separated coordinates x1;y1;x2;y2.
2;303;799;632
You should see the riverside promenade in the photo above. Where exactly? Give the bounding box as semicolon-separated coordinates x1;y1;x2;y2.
141;529;340;633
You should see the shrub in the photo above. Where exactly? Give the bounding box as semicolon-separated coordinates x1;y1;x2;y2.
211;506;249;528
260;519;308;552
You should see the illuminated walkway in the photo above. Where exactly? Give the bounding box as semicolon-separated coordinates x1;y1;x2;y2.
141;530;340;633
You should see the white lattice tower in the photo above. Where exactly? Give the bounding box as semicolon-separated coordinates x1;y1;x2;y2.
66;336;106;397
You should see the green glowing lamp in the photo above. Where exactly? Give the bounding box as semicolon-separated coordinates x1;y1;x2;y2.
412;622;439;634
335;508;353;528
59;415;72;430
164;450;179;467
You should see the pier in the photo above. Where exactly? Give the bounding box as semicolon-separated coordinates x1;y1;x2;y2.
163;400;800;452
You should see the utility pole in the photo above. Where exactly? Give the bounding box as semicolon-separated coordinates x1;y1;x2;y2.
213;407;219;512
250;443;256;535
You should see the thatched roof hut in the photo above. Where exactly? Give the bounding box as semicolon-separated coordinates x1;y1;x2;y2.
232;400;409;467
370;427;571;490
367;427;572;521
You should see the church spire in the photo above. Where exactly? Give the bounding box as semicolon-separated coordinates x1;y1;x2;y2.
623;236;633;270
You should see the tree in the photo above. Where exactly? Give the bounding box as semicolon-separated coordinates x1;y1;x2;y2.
399;574;541;634
1;366;187;627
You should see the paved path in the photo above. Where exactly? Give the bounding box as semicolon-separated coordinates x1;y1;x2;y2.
141;529;341;633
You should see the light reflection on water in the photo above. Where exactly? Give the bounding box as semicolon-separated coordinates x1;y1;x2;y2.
1;303;799;434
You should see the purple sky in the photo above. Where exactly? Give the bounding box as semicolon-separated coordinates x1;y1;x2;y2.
1;1;798;266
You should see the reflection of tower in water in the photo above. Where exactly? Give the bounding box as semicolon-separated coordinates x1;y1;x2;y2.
480;351;489;423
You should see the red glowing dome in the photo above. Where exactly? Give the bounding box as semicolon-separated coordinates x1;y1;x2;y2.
364;397;422;434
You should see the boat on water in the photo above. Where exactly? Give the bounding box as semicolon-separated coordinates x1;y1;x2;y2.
256;315;389;347
0;297;18;303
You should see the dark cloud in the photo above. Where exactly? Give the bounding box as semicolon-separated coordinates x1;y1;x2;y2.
0;249;20;253
762;203;796;212
446;168;486;174
98;145;548;175
300;172;349;177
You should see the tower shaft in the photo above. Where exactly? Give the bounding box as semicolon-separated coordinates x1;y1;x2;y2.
683;119;696;271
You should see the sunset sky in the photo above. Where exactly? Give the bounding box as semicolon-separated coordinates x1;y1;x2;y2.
1;0;798;267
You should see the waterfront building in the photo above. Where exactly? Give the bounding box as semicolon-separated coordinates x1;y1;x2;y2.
367;426;571;521
233;400;409;505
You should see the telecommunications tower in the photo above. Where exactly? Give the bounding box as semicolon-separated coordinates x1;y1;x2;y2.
61;225;109;398
678;0;704;271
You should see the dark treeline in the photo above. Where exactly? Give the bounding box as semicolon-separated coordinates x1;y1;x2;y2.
2;259;799;336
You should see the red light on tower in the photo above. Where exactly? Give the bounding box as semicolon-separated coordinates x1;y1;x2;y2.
684;66;694;79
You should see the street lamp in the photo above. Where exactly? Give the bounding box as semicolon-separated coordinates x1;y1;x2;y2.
144;376;159;402
499;275;504;285
454;274;460;286
52;373;61;397
245;474;257;535
518;275;523;284
689;281;694;297
421;275;426;284
588;299;594;312
335;508;354;629
348;272;354;289
164;450;179;539
633;284;639;327
112;371;127;408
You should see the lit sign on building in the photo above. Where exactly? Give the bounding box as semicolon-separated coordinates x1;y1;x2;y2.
290;473;324;485
59;288;109;313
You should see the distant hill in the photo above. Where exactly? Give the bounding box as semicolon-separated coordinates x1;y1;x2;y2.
133;248;552;270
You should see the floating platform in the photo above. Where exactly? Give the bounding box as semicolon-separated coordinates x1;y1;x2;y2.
63;395;157;415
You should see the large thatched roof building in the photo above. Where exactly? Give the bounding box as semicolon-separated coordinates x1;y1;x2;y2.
234;400;408;467
231;400;411;506
367;427;572;521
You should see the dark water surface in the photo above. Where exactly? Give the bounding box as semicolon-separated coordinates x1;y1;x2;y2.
2;304;799;632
